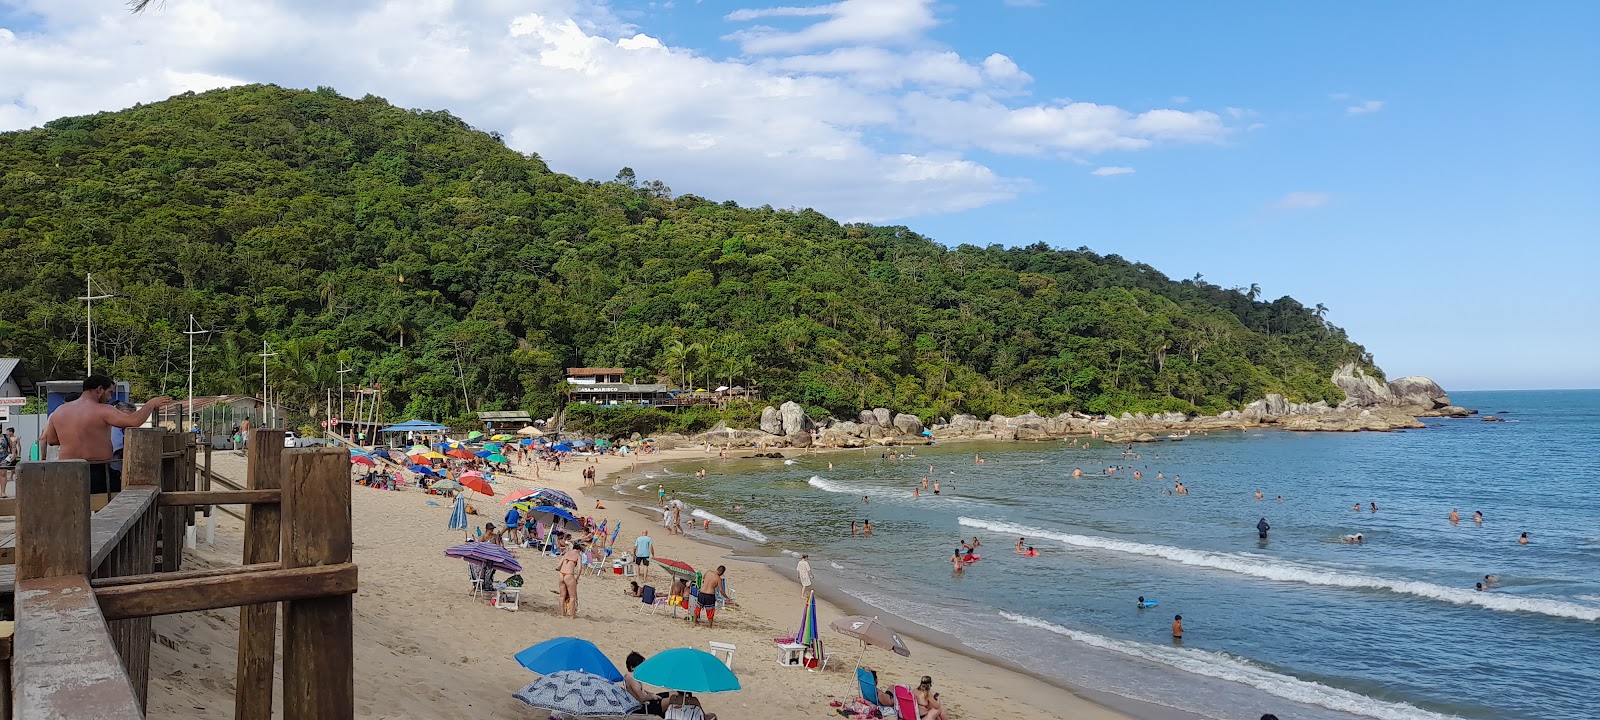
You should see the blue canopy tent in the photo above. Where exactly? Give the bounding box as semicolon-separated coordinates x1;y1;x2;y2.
378;420;450;433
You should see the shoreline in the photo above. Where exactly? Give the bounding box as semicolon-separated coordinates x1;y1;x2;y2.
591;449;1203;720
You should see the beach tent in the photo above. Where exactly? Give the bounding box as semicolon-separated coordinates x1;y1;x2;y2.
379;420;449;433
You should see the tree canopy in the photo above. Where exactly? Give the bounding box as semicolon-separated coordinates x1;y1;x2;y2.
0;85;1374;428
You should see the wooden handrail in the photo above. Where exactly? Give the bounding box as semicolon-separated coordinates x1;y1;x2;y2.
89;487;160;572
13;576;143;720
95;564;358;621
90;562;281;589
157;489;280;506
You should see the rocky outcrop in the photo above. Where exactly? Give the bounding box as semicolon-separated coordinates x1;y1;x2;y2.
778;400;810;436
892;413;924;437
785;431;812;448
759;406;782;435
872;408;893;428
1332;364;1392;409
1387;376;1450;410
858;410;880;426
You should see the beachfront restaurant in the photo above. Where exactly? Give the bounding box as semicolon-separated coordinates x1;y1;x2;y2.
477;410;533;432
564;367;673;406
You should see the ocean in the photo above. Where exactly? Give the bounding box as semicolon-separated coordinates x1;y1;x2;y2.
619;390;1600;720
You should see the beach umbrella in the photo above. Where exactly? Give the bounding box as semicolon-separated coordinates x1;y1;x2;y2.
795;593;820;650
632;648;741;693
446;448;475;460
519;438;535;446
351;455;376;467
408;464;439;476
468;431;484;440
514;637;624;681
654;558;696;581
444;541;522;574
371;448;392;459
527;488;577;510
610;522;622;545
520;505;581;526
430;479;463;493
512;671;640;716
483;442;503;452
418;451;446;460
492;434;513;441
594;439;611;448
349;447;373;457
448;495;468;532
503;489;542;505
486;453;509;464
552;442;574;452
409;445;430;453
459;475;494;496
829;616;910;657
475;450;493;458
518;426;544;437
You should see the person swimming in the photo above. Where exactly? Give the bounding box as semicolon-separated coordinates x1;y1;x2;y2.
1449;508;1461;524
1369;502;1378;512
1023;546;1037;557
1484;574;1500;585
1473;510;1484;525
1518;532;1529;544
1475;582;1485;591
1341;533;1364;543
1014;537;1025;553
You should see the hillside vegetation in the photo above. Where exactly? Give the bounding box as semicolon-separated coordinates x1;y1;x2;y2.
0;85;1374;428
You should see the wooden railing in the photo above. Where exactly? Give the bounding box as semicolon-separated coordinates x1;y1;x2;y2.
7;428;357;719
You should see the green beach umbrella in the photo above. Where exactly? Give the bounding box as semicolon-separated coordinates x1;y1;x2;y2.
487;453;509;464
484;442;503;452
430;479;463;492
468;430;484;439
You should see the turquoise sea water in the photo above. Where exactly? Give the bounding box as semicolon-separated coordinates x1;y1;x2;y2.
625;390;1600;720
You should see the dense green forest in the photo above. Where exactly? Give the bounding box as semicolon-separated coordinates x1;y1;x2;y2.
0;85;1374;430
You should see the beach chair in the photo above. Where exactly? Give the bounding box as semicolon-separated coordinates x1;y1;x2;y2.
466;565;485;600
707;641;736;669
856;667;895;717
893;685;916;720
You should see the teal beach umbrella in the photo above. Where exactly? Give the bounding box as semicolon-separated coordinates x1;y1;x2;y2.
632;648;741;693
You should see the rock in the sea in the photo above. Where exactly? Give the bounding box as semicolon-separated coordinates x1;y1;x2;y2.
873;408;893;427
779;400;809;436
785;431;812;448
1264;393;1291;416
892;413;925;437
759;406;782;435
1387;376;1450;409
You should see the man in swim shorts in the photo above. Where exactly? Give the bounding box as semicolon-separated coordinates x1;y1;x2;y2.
634;530;654;580
694;565;724;628
41;375;171;494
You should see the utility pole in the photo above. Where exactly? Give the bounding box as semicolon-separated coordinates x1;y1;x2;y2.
181;314;211;433
337;361;352;436
259;340;278;429
77;273;114;375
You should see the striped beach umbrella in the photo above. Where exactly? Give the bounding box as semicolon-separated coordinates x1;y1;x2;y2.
444;541;522;574
528;488;577;510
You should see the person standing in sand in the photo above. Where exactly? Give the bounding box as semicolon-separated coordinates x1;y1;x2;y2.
634;531;654;581
797;554;813;598
557;542;583;617
41;376;171;494
694;565;724;628
672;502;683;534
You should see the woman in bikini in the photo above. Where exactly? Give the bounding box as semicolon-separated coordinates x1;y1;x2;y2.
557;542;584;618
914;676;946;720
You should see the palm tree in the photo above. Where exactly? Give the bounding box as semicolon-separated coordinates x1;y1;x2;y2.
1314;303;1329;320
1246;283;1262;301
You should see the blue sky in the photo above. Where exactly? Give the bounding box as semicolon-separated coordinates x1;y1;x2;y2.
2;1;1596;390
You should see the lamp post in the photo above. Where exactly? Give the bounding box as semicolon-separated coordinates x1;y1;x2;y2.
181;314;211;432
337;361;353;436
259;340;278;428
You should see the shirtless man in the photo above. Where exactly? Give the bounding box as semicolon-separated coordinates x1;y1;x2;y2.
557;542;583;618
932;481;940;496
1448;508;1461;525
41;376;170;494
695;565;725;628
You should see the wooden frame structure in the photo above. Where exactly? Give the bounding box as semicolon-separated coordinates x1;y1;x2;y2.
5;428;357;719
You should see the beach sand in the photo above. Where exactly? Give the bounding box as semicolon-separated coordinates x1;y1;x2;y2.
145;446;1135;720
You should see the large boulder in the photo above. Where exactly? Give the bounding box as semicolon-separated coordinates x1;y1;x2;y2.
872;408;893;427
779;401;809;436
892;413;925;437
759;406;782;435
1332;363;1393;408
858;410;880;426
1387;376;1450;410
785;431;812;448
1264;393;1291;416
818;427;867;447
947;414;984;435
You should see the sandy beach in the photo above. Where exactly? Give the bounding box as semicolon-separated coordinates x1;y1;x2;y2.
142;443;1137;720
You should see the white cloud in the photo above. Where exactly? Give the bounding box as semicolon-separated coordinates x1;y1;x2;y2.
724;0;939;54
1091;166;1134;176
1346;99;1384;115
0;0;1234;222
1171;95;1190;105
1272;191;1331;210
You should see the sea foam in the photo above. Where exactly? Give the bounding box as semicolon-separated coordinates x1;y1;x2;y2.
691;509;768;543
999;612;1462;720
961;518;1600;621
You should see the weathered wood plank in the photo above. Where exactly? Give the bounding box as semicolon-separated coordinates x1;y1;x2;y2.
158;489;281;506
95;564;357;621
235;428;286;720
110;433;161;711
15;462;91;581
281;448;355;719
13;576;143;720
0;498;14;517
158;432;183;572
86;488;159;572
91;562;282;589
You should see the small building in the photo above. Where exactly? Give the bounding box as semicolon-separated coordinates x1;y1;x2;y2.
567;382;672;407
0;358;22;398
565;367;627;384
477;410;533;432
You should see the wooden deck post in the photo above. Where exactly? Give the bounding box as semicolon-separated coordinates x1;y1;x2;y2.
13;461;143;718
235;428;285;720
114;428;166;709
280;448;354;719
156;431;183;572
203;442;216;545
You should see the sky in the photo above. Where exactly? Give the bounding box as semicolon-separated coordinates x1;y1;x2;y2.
2;0;1596;390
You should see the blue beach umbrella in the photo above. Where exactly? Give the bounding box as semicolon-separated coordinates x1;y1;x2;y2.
371;448;392;460
448;494;468;531
514;637;623;681
408;464;438;476
519;505;581;526
552;442;575;452
527;488;577;510
632;648;741;693
475;450;493;458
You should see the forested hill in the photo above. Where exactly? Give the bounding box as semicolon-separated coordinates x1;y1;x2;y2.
0;85;1375;426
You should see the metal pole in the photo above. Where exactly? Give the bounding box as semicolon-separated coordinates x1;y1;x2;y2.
78;273;113;375
259;340;278;429
337;362;351;438
182;314;210;433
